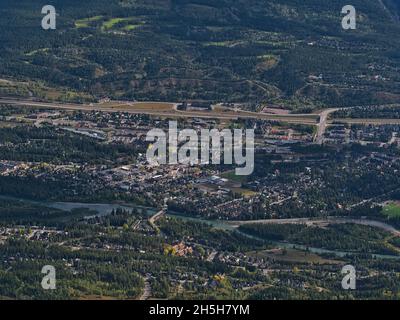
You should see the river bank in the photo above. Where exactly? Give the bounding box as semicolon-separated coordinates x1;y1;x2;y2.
2;195;400;260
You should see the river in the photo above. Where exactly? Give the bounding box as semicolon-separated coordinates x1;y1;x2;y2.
2;196;400;260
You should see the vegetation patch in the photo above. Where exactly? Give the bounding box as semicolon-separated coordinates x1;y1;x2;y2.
247;248;342;264
383;202;400;218
75;16;103;28
239;223;399;255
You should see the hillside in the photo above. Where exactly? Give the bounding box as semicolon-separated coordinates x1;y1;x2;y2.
1;0;400;111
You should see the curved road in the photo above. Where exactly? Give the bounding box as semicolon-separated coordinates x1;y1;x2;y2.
0;97;318;123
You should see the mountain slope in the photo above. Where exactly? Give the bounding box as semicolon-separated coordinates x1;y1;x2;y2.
1;0;400;110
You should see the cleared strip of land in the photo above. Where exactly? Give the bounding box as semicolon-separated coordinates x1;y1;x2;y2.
4;98;400;127
0;98;318;124
227;217;400;236
330;118;400;125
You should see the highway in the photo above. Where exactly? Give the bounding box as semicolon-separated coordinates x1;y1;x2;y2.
0;97;318;124
314;108;339;144
2;97;399;143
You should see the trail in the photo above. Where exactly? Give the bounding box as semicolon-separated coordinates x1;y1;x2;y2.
378;0;400;22
139;275;152;300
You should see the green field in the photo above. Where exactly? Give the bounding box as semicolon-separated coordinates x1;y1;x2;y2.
383;203;400;218
102;18;127;30
75;16;142;32
75;16;103;28
102;18;139;31
123;24;141;31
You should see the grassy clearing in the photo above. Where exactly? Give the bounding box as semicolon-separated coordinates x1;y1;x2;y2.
221;170;248;183
203;41;240;47
383;203;400;218
0;121;20;128
256;54;279;71
123;24;141;31
75;16;142;32
230;187;257;197
75;16;103;28
102;18;127;30
25;48;50;56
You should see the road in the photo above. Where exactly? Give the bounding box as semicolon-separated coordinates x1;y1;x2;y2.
139;275;152;300
148;209;166;233
148;209;165;225
206;250;218;262
3;96;399;141
270;196;293;206
314;108;339;144
0;97;318;124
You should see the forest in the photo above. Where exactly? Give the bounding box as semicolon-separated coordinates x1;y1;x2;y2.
1;0;400;110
